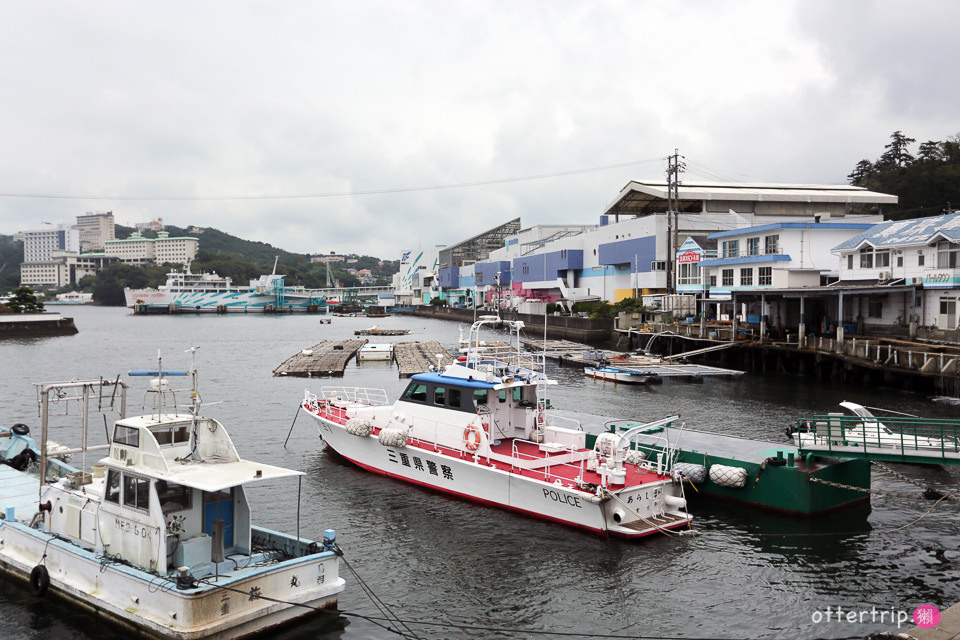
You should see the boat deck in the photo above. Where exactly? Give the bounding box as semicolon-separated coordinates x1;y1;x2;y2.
552;410;796;465
314;402;669;489
0;464;40;521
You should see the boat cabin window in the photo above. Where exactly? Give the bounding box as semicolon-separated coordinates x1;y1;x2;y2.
402;380;477;413
122;473;151;512
402;383;428;403
498;390;507;403
151;425;190;447
113;424;140;447
105;469;121;504
448;388;461;409
157;480;192;513
474;389;488;406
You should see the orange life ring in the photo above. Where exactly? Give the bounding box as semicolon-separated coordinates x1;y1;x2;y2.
463;424;482;451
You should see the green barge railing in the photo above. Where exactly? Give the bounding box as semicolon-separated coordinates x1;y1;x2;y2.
794;413;960;465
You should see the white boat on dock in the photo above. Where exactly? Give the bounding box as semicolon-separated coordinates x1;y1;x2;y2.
0;351;344;640
583;366;660;385
357;343;394;361
302;315;692;539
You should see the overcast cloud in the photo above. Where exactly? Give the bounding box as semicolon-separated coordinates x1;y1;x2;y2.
1;1;958;259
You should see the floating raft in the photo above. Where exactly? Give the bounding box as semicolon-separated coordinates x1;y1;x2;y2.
395;341;456;378
521;339;744;379
553;409;870;516
354;328;410;336
274;340;367;377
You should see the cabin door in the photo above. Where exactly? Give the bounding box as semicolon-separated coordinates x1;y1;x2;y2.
203;489;234;547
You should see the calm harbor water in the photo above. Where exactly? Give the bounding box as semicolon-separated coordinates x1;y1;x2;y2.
2;306;959;640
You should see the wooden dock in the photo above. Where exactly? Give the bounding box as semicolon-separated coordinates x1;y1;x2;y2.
273;340;367;377
395;341;456;378
520;338;744;379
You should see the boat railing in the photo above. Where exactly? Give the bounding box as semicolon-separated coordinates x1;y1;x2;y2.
797;414;960;459
33;377;129;483
543;413;583;431
508;437;587;481
317;386;390;407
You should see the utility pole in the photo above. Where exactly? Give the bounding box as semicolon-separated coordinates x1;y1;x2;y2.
665;149;685;297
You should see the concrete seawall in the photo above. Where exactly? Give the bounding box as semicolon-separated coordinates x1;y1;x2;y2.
0;313;78;337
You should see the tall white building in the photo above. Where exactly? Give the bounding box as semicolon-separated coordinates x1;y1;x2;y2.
76;211;115;253
21;224;80;262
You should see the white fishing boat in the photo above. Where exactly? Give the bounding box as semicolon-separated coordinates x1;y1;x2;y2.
302;315;692;539
357;343;394;361
48;291;94;304
583;366;660;385
0;351;344;640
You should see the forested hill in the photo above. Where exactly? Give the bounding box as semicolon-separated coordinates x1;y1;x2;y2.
848;131;960;219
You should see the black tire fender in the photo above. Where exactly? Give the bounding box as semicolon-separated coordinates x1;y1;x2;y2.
29;564;50;597
11;424;30;436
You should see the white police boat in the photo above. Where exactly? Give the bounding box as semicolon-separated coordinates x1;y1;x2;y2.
302;315;692;539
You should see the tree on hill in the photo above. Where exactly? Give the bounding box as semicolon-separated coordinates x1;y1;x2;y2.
848;131;960;219
0;235;24;292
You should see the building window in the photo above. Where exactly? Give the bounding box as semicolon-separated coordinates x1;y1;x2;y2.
918;253;925;266
897;255;903;267
723;240;739;258
678;262;701;286
859;248;874;269
747;237;759;256
740;268;753;286
847;255;853;270
764;235;779;254
875;250;891;268
710;275;717;287
758;267;772;286
722;269;734;286
937;241;960;268
867;298;883;318
651;261;666;271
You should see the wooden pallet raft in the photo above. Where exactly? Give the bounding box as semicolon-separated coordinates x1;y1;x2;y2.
273;340;367;377
395;341;456;378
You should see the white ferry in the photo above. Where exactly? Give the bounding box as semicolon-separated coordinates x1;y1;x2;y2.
124;262;327;314
302;316;692;539
0;351;345;639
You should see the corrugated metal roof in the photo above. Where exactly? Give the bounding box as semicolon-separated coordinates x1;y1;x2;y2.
833;211;960;250
603;180;898;216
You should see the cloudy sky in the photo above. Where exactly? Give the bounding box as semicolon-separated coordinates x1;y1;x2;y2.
2;1;958;259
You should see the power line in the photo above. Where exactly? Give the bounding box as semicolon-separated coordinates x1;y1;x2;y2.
0;157;662;202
